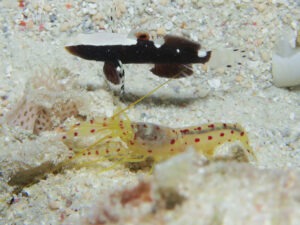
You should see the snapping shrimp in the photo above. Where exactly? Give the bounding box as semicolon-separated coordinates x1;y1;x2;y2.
61;111;256;171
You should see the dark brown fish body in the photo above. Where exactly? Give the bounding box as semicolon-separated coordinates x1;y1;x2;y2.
66;39;211;64
65;32;211;95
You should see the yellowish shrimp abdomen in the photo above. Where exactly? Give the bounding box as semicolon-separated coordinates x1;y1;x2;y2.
178;123;253;158
129;122;254;163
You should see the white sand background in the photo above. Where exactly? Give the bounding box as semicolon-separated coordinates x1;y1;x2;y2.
0;0;300;224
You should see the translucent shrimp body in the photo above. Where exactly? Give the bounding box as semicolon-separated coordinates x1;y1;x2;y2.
62;114;134;163
129;122;254;163
62;114;255;169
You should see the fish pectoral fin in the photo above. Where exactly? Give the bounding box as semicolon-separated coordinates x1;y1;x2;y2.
150;64;193;78
103;61;124;85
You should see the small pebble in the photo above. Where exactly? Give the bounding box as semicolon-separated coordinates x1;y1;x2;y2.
208;78;221;89
160;0;170;6
260;51;270;62
49;14;57;23
115;0;126;18
92;13;103;22
89;3;97;9
289;112;295;120
89;9;97;15
1;100;9;107
48;201;60;210
165;21;173;30
26;20;34;29
235;75;244;83
157;27;166;36
128;7;134;15
180;22;187;29
254;3;266;12
212;0;224;6
145;7;154;15
43;4;52;12
60;22;71;32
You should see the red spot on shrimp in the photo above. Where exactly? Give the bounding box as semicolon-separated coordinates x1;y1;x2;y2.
74;132;78;137
106;149;109;154
220;132;224;137
180;129;189;134
88;152;91;155
223;123;227;128
90;119;94;124
208;136;213;140
96;150;99;155
195;138;200;143
62;135;67;139
90;129;95;133
194;127;202;131
208;124;214;128
147;150;152;153
170;139;176;145
240;132;244;136
231;130;234;134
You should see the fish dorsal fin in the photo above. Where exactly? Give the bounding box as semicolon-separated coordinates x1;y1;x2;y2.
163;35;201;51
66;32;137;47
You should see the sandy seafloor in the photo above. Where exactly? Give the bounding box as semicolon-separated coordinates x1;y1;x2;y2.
0;0;300;224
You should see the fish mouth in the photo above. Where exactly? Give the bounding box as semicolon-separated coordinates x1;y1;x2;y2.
64;45;78;56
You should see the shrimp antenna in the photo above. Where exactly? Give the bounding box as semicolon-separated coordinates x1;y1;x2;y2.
112;75;179;118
